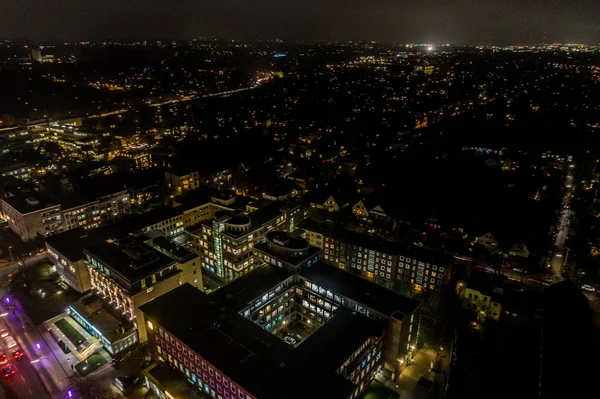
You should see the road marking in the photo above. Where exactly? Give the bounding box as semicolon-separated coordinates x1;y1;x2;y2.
20;375;25;382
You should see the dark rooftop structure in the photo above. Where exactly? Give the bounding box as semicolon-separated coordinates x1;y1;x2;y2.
209;265;292;311
140;282;356;399
70;294;136;343
83;236;177;284
301;261;421;319
144;363;209;399
149;235;196;262
248;199;297;225
45;227;90;262
253;231;321;270
247;198;273;211
2;193;57;213
296;306;385;371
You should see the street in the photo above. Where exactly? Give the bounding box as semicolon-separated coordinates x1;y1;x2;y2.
0;305;52;399
549;170;574;277
0;293;75;399
0;253;49;279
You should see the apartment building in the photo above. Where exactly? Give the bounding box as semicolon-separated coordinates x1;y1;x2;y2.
165;167;200;194
140;254;420;399
301;220;452;295
1;195;63;241
1;189;131;242
187;200;306;282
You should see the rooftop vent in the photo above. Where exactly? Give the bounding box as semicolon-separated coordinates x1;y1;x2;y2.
25;197;40;206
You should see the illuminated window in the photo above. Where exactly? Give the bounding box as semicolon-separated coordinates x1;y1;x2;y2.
147;320;154;330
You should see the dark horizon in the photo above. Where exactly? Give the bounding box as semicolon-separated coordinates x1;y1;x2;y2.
1;0;599;45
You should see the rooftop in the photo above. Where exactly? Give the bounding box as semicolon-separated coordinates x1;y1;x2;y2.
248;199;297;225
296;306;385;371
144;363;208;399
70;294;136;343
301;261;421;319
140;283;356;399
149;236;196;262
83;237;178;284
210;265;292;310
247;198;273;210
2;193;57;214
253;233;321;269
45;228;92;262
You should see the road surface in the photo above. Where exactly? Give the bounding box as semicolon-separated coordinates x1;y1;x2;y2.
0;309;52;399
0;253;49;278
549;170;574;277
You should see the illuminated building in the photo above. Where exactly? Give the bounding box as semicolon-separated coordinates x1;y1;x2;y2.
165;167;200;194
34;124;120;161
84;235;203;343
187;200;306;282
0;162;32;181
301;221;451;294
1;195;63;241
113;149;153;171
66;295;138;355
462;270;504;321
141;234;420;399
46;229;92;292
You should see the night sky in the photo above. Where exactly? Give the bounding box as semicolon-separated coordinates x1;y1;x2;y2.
1;0;599;44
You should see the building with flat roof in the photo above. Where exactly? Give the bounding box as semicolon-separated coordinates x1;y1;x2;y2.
185;200;306;282
165;167;200;194
1;188;131;242
68;294;138;356
301;220;452;296
46;229;92;292
84;235;202;343
1;194;63;241
140;234;421;399
43;194;243;292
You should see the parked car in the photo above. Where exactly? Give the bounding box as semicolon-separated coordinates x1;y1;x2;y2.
291;332;302;341
284;335;297;346
0;353;7;365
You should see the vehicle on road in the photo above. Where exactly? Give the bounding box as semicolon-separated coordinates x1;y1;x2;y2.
12;349;24;361
1;364;15;379
581;284;596;292
0;353;6;364
0;329;9;338
3;337;17;349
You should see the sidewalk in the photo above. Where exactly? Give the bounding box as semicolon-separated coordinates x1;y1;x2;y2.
383;344;440;399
